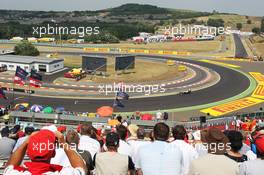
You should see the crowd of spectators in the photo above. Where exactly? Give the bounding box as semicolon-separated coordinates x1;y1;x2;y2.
0;118;264;175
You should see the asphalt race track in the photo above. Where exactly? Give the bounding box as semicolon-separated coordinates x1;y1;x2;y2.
233;34;248;58
0;56;250;113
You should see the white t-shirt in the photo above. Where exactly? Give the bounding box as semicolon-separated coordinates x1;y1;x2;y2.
239;159;264;175
129;140;151;164
156;112;162;120
3;165;85;175
13;136;28;153
79;135;100;158
51;148;71;167
118;140;132;157
170;140;198;175
137;141;183;175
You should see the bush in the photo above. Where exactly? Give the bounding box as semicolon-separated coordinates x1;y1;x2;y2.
14;41;40;56
236;23;243;30
207;18;225;27
252;27;261;34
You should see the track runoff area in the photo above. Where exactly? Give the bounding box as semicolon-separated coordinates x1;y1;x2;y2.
0;51;264;119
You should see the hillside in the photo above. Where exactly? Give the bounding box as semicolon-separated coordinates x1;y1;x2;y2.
0;3;262;41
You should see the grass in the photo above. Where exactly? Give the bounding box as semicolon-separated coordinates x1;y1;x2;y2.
90;41;220;53
197;14;262;32
254;43;264;57
0;40;221;53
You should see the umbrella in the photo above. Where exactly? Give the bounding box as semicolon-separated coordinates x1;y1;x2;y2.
108;119;120;126
43;106;54;114
14;103;29;111
97;106;113;117
30;105;43;113
55;107;65;114
88;113;96;118
141;114;153;121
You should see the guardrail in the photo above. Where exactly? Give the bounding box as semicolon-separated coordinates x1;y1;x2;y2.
10;111;239;129
0;40;192;56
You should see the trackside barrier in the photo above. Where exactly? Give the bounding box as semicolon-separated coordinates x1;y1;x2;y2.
83;47;191;56
9;111;264;129
0;40;192;55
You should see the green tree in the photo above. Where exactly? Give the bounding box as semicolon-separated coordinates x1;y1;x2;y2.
247;20;252;24
252;27;261;34
236;23;243;30
14;41;40;56
207;18;225;27
261;17;264;33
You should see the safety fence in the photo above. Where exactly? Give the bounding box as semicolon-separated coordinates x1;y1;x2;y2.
83;47;192;56
8;111;264;129
0;40;192;56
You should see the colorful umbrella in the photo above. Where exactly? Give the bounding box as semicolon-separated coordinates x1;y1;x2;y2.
108;119;120;126
88;113;96;118
97;106;113;117
55;107;65;114
141;114;153;121
30;105;43;113
14;103;29;111
43;106;54;114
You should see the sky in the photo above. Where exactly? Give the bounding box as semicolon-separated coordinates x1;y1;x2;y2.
0;0;263;16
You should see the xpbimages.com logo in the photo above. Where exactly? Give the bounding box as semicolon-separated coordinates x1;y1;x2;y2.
32;24;100;38
98;82;166;96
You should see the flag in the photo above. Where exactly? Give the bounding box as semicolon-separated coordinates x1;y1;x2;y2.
29;69;42;88
113;98;125;108
0;87;7;100
116;91;129;100
14;66;28;85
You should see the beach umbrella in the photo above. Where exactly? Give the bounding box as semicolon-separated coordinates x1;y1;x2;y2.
30;105;43;113
14;103;29;111
88;113;96;118
55;107;65;114
141;114;153;121
43;106;54;114
108;119;120;127
97;106;113;117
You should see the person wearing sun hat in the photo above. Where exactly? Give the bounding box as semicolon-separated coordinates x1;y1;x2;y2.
239;130;264;175
3;127;87;175
126;124;139;145
188;128;239;175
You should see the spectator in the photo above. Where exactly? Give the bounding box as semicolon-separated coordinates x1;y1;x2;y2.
163;112;169;121
156;111;162;121
188;128;239;175
0;127;16;159
136;123;183;175
79;124;101;158
9;125;21;140
224;130;248;163
239;131;257;160
93;132;135;175
171;125;198;175
66;130;94;173
127;124;139;143
116;125;132;156
12;126;35;152
239;130;264;175
53;129;94;174
3;129;87;175
192;130;207;157
130;127;151;163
